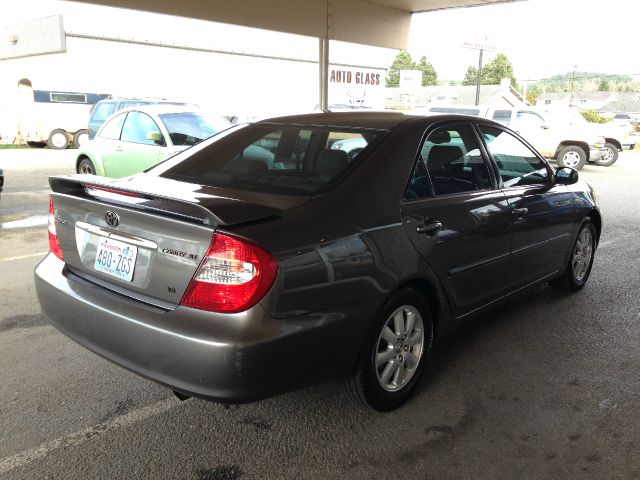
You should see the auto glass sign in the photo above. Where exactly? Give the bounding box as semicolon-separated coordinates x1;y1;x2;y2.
328;67;384;109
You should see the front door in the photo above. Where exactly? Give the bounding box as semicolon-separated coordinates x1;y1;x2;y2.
103;111;164;178
401;123;512;316
478;125;577;288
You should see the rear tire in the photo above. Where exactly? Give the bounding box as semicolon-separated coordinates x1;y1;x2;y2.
595;143;618;167
556;146;586;170
342;288;433;411
550;221;596;291
77;158;96;175
47;129;69;150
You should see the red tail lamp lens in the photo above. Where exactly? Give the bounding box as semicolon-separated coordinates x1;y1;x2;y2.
181;232;278;313
48;196;64;260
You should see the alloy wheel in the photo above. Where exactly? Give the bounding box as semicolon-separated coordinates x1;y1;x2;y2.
572;227;593;281
375;305;424;392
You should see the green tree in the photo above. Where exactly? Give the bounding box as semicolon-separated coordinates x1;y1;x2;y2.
462;65;479;86
386;50;416;87
461;53;519;90
598;79;610;91
581;109;612;123
416;56;438;86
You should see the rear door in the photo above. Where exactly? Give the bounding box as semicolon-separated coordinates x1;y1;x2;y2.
401;122;512;316
478;124;576;288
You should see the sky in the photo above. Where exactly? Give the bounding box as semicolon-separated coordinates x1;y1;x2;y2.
407;0;640;82
2;0;639;83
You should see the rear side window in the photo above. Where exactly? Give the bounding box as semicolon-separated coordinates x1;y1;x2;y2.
492;110;512;125
480;125;549;187
156;124;386;195
99;112;126;140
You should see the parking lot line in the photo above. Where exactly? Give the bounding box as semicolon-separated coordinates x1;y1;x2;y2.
0;252;49;262
0;397;179;475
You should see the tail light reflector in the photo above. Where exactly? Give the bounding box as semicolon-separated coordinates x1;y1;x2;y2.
181;232;278;313
48;196;64;260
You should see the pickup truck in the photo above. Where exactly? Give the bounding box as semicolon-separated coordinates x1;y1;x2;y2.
536;107;635;167
423;105;607;170
484;107;607;170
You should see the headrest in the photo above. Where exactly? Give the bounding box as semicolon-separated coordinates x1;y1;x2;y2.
428;130;451;144
318;149;349;172
226;158;268;175
427;145;464;172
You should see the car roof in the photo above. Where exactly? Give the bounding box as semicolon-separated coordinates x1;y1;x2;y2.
258;111;414;130
117;104;203;115
256;111;504;131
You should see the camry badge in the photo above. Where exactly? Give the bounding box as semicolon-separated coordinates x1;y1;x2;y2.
105;211;119;227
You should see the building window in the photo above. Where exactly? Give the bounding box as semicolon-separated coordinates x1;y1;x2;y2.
544;100;551;105
50;92;87;103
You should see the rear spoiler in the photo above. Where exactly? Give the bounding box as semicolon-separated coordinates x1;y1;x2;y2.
50;175;221;227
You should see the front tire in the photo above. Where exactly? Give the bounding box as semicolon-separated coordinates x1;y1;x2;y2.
77;158;96;175
556;146;587;170
551;221;596;291
596;143;618;167
343;288;433;411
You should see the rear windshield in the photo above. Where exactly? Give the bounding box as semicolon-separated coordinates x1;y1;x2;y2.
153;123;387;195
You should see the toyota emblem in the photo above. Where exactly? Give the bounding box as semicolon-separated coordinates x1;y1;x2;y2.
105;211;119;227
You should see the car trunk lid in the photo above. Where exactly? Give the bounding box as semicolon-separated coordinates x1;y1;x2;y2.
49;174;307;307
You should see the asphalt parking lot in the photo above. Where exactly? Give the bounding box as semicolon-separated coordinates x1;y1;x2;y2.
1;148;639;479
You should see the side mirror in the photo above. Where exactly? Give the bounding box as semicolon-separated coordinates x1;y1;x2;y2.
146;131;164;145
555;167;579;185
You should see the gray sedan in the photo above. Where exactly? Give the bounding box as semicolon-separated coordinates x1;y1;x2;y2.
36;112;600;410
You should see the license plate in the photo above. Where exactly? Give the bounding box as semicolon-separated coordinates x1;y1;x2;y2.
94;237;138;282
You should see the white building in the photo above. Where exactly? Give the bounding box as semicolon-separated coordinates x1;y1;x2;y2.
0;9;390;144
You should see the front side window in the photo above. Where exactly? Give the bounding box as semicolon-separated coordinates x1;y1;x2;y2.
98;112;126;140
419;124;492;196
155;124;386;195
159;112;230;147
480;125;550;188
121;111;164;146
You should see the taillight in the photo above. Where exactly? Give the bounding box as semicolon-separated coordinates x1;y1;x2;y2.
181;232;278;313
48;196;64;260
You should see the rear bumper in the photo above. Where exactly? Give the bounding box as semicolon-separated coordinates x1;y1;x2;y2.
35;254;380;402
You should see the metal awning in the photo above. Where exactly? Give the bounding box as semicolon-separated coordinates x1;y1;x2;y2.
71;0;522;109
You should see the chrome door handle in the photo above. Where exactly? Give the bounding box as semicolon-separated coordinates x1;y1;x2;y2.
416;221;442;235
512;207;528;217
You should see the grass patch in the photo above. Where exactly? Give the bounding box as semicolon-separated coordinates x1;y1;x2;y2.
0;144;30;150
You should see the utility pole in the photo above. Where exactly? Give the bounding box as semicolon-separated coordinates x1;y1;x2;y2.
462;34;495;107
569;66;577;108
475;48;483;106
